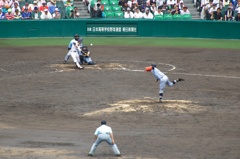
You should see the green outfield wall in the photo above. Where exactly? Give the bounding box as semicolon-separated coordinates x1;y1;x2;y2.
1;19;240;39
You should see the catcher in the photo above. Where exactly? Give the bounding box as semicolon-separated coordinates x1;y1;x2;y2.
80;46;96;65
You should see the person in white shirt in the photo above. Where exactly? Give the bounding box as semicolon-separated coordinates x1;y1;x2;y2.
52;7;61;19
11;2;20;13
88;120;121;157
40;8;52;19
208;3;217;19
167;0;175;8
133;8;143;18
143;8;154;19
180;5;190;14
154;6;163;15
124;7;134;18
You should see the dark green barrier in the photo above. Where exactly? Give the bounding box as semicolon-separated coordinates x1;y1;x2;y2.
0;19;240;39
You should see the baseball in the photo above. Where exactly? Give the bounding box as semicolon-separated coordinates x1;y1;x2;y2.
90;43;93;46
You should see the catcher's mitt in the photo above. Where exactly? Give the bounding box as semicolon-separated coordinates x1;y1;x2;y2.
82;51;90;57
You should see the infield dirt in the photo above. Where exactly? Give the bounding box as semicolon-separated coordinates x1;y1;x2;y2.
0;46;239;159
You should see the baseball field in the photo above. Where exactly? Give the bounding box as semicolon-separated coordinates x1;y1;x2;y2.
0;37;240;159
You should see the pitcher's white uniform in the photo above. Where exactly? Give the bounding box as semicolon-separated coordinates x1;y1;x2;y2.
145;64;184;102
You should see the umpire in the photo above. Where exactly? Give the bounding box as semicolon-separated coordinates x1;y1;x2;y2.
88;120;121;157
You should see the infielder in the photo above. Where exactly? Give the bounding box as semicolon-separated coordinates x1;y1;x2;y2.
80;46;96;65
63;34;83;64
145;64;184;102
88;120;121;157
70;39;84;70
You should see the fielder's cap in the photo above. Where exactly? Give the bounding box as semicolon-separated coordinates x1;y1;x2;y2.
74;34;79;37
44;8;48;11
8;8;12;12
101;120;106;125
145;66;152;72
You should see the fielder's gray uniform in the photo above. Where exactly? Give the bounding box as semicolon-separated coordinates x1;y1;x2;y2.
89;123;121;156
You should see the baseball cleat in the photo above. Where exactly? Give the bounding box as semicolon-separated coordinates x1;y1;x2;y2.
178;78;185;82
159;99;163;103
116;154;121;157
63;60;67;64
88;153;93;156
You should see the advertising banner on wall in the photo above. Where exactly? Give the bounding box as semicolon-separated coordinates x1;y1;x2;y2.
87;24;137;36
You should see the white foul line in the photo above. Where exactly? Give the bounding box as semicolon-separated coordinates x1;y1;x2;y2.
171;72;240;79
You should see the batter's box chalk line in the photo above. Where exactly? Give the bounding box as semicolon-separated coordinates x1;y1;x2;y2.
83;98;208;116
51;60;176;73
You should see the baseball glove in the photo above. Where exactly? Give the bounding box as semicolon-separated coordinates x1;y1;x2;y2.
82;51;90;57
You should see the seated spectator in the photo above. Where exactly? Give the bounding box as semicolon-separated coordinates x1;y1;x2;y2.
0;0;9;9
213;7;223;20
167;0;175;9
0;8;5;19
154;6;163;15
39;1;48;12
48;0;56;14
209;3;218;19
225;5;234;20
223;0;229;6
13;9;21;19
156;0;164;6
124;7;134;18
122;2;129;12
131;1;138;11
64;0;73;7
201;0;213;19
178;0;184;10
150;2;158;14
171;5;180;14
21;2;32;12
11;2;20;14
21;7;32;19
119;0;125;8
235;10;240;21
133;8;143;18
69;7;80;18
143;8;154;18
127;0;132;8
32;7;41;19
83;0;89;7
161;2;171;14
9;0;19;8
93;1;103;17
40;8;52;19
5;8;14;20
217;0;225;10
139;1;147;12
30;1;39;11
180;5;190;14
52;7;61;19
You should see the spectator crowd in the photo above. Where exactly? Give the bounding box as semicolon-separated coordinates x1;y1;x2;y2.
195;0;240;20
87;0;192;19
0;0;81;20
